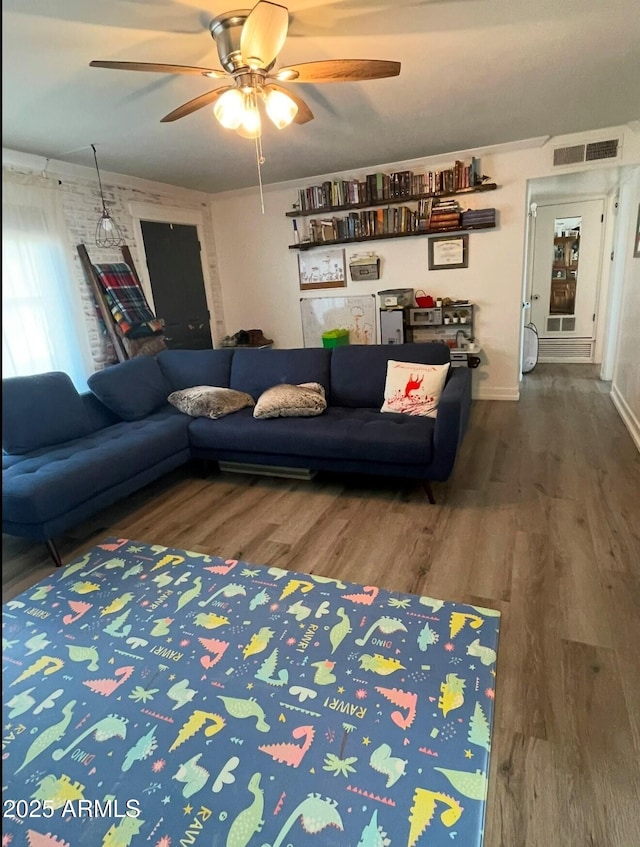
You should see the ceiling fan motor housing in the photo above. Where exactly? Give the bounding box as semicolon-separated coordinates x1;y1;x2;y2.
210;9;276;74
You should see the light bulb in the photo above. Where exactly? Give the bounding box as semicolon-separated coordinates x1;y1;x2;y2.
265;88;298;129
213;88;244;130
236;94;262;139
102;214;113;232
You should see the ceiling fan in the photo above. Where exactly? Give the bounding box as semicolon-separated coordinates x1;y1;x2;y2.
90;0;401;139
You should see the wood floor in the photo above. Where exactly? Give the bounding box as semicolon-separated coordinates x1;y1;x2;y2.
3;364;639;847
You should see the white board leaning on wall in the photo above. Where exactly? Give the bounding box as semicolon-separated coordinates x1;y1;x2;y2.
300;295;377;347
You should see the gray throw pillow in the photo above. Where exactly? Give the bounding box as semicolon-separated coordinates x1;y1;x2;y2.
253;382;327;420
168;386;254;419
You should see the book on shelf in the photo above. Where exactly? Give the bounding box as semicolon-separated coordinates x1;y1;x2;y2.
461;207;496;217
429;217;461;227
320;219;336;241
365;172;390;202
461;208;496;227
292;158;493;216
430;213;459;222
431;200;460;212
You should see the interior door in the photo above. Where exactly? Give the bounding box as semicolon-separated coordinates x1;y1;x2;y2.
140;221;212;350
529;200;604;362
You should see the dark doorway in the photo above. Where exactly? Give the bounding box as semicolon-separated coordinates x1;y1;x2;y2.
140;220;212;349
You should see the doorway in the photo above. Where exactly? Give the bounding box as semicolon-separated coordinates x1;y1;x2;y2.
529;199;605;362
139;221;212;350
129;203;215;350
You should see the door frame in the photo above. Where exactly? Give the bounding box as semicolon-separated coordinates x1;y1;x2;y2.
523;191;609;365
128;202;216;343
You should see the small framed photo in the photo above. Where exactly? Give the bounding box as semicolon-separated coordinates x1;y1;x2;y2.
428;234;469;270
554;269;567;280
298;248;347;290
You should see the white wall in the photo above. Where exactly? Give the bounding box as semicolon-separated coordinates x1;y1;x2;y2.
610;166;640;449
3;126;639;421
2;150;226;369
211;127;640;402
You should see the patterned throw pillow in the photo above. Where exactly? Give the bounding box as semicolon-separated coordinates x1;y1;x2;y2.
168;386;254;419
380;361;450;418
253;382;327;420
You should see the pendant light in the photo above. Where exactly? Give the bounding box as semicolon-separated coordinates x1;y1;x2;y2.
91;144;124;248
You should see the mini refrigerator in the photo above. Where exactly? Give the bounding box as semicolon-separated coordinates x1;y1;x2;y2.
380;308;412;344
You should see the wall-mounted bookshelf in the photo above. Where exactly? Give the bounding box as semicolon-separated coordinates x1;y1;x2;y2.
287;158;499;251
288;220;496;251
286;182;497;218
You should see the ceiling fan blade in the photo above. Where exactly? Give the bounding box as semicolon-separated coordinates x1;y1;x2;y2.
264;83;314;124
90;60;227;79
240;1;289;70
161;86;234;123
273;59;401;83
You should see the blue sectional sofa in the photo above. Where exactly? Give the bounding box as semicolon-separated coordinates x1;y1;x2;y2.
2;343;472;565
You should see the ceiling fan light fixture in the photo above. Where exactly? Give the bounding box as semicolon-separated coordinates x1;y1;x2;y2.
236;93;262;138
213;87;245;129
265;87;298;129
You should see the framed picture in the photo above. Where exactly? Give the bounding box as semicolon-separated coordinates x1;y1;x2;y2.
553;269;567;280
298;248;347;290
428;234;469;270
634;203;640;258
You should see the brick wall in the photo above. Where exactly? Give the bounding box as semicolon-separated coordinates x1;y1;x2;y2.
4;164;226;370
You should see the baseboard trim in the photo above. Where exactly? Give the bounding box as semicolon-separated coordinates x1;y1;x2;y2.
219;461;317;480
474;387;520;401
610;384;640;452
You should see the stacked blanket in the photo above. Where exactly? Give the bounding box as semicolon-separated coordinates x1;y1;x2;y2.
93;262;164;338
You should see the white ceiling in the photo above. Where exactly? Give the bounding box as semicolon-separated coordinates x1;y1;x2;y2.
3;0;640;194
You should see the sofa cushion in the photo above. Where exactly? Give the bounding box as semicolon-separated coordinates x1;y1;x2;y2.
2;408;190;525
157;349;234;391
330;343;451;408
230;348;332;399
381;360;450;418
168;386;254;419
253;383;327;420
88;356;171;421
2;372;92;455
188;405;435;465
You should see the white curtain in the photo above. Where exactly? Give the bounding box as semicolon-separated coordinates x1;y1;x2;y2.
2;172;94;390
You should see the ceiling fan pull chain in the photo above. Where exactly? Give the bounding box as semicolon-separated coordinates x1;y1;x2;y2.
255;132;265;214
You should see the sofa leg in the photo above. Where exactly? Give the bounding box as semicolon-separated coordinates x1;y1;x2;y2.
199;459;212;479
422;481;436;504
45;539;63;568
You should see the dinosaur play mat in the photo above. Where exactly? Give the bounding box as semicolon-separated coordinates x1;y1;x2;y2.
2;538;500;847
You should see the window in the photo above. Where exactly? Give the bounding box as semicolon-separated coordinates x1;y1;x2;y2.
2;174;94;389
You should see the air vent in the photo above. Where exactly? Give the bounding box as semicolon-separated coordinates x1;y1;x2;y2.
538;338;593;361
553;137;621;167
585;139;619;161
553;145;585;166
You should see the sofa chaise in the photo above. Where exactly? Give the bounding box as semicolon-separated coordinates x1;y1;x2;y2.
2;343;472;566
